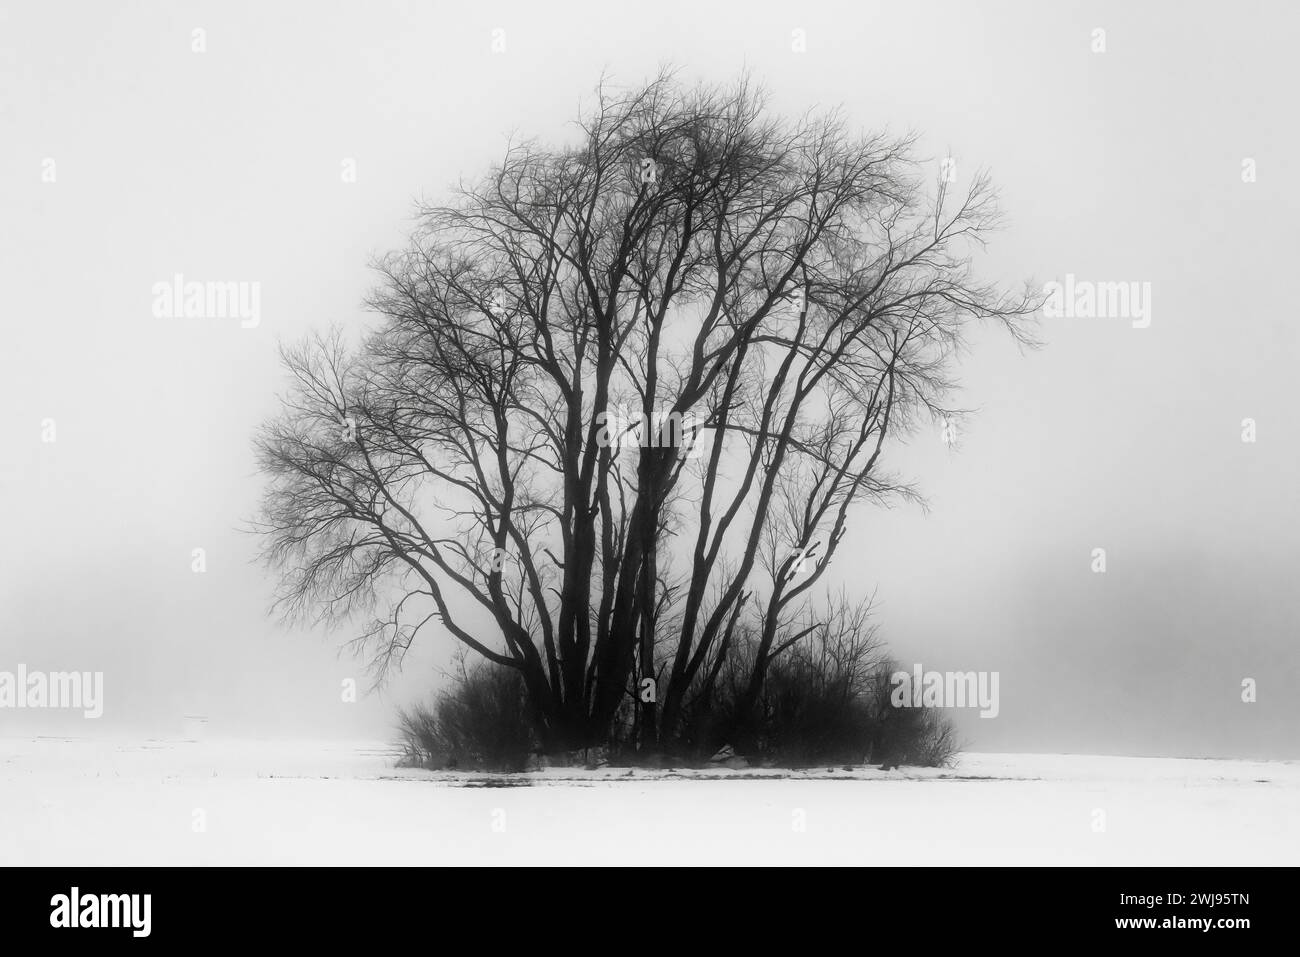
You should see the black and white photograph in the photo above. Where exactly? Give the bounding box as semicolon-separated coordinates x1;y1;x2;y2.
0;0;1293;934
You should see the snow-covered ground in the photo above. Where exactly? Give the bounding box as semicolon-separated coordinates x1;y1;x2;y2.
1;737;1295;865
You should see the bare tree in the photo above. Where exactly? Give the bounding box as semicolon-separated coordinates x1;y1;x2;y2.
254;70;1037;753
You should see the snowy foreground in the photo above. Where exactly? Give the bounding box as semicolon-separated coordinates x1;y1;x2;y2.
1;737;1295;865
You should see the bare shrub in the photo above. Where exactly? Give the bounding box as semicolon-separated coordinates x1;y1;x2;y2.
674;603;961;768
863;666;963;769
397;663;534;771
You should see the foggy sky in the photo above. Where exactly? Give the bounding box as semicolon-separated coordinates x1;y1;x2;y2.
1;0;1296;758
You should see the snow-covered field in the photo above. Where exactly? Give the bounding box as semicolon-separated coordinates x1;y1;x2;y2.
2;737;1295;865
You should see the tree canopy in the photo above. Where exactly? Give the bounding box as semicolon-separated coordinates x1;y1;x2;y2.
255;71;1037;752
